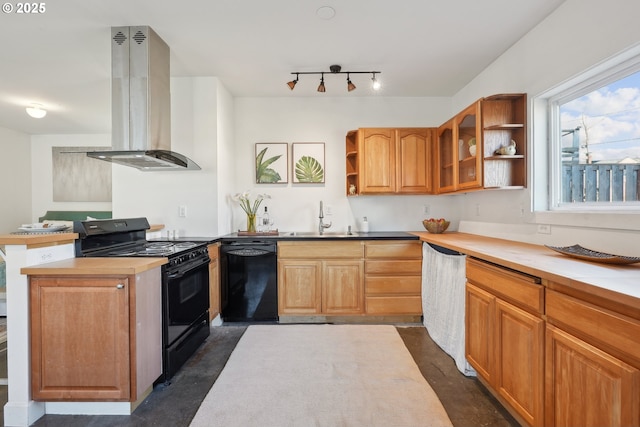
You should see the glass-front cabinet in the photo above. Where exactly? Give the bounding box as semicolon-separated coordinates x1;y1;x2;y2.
456;101;482;190
436;101;482;193
436;118;455;193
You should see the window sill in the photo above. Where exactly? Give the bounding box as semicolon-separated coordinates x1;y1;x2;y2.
533;210;640;232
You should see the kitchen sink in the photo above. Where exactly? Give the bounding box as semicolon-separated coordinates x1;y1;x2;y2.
285;231;359;238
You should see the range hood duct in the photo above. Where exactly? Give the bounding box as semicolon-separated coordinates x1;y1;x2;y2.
87;26;201;171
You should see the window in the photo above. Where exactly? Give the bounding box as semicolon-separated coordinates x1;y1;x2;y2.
547;55;640;210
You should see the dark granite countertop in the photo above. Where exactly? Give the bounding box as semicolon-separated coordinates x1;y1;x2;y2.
217;231;419;242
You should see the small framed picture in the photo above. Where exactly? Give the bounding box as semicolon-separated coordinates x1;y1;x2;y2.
292;143;325;183
255;143;288;184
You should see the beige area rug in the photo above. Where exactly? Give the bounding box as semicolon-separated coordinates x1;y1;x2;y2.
189;324;453;427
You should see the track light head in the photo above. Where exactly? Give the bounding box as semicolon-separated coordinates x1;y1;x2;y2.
371;73;381;91
287;73;299;90
317;73;326;93
347;73;356;92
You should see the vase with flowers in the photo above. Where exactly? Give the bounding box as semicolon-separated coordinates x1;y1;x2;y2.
232;191;270;233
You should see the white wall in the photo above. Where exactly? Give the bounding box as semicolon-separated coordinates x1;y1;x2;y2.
113;77;221;237
29;134;112;223
451;0;640;256
215;80;236;235
0;126;31;233
231;96;462;234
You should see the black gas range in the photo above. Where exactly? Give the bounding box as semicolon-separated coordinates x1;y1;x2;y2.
74;217;211;384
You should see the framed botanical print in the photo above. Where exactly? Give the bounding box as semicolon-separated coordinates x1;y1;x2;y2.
255;143;288;183
292;143;325;183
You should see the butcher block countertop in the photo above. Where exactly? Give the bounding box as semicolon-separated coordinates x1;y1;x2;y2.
412;231;640;311
0;232;78;247
21;257;167;276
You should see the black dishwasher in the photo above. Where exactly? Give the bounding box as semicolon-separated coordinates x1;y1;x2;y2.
220;240;278;322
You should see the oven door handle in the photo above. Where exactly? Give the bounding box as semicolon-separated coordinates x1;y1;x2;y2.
166;258;209;280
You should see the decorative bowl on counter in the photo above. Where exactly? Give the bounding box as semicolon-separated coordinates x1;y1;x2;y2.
422;218;450;234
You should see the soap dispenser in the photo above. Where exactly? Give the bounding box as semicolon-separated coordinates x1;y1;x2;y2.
361;217;369;233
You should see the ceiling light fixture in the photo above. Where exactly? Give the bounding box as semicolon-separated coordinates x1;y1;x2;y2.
288;65;381;93
371;73;381;91
317;73;326;93
347;73;356;92
26;103;47;118
287;73;299;90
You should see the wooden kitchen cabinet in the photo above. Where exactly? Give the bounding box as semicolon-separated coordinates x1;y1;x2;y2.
482;94;527;188
364;240;422;316
545;288;640;427
436;93;527;193
345;128;434;195
436;101;482;193
466;257;544;427
30;269;162;402
455;101;483;190
208;243;220;321
436;118;456;193
277;241;364;317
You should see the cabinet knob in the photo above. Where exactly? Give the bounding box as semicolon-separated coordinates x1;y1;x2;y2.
116;284;125;289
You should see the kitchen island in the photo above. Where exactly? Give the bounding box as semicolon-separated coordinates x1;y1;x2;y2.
412;231;640;427
22;257;166;414
0;230;167;426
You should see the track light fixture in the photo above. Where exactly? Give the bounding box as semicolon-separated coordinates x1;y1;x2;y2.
287;65;381;92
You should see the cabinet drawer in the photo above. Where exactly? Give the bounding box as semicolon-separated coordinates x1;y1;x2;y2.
547;289;640;368
364;241;422;259
466;257;542;315
365;259;422;275
365;276;421;295
278;241;363;259
366;296;422;315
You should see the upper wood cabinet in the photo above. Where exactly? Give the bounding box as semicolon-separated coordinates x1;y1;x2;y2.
482;94;527;188
346;128;434;195
436;93;527;194
436;102;482;193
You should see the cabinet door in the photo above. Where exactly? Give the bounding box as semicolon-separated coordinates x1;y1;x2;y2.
495;299;545;427
466;283;495;383
455;101;482;190
322;260;364;314
545;325;640;427
31;276;130;400
278;260;322;314
359;128;396;193
436;118;456;193
396;128;433;193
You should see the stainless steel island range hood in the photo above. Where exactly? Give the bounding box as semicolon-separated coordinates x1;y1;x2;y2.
87;26;200;171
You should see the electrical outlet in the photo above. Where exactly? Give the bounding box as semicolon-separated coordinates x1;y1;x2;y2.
537;224;551;234
179;205;187;218
475;204;481;216
422;205;430;216
324;204;333;215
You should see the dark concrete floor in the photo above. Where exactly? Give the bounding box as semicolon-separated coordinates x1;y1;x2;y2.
2;325;519;427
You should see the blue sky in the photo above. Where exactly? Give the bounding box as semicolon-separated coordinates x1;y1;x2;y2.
560;70;640;163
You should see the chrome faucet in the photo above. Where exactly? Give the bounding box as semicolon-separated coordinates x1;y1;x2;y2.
318;201;332;235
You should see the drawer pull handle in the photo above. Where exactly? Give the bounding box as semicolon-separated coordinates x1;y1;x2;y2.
116;284;125;289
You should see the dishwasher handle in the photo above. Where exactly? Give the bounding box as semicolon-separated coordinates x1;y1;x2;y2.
226;248;273;257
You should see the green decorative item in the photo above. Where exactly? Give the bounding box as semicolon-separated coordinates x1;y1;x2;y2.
295;156;324;183
246;213;257;233
255;147;283;183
